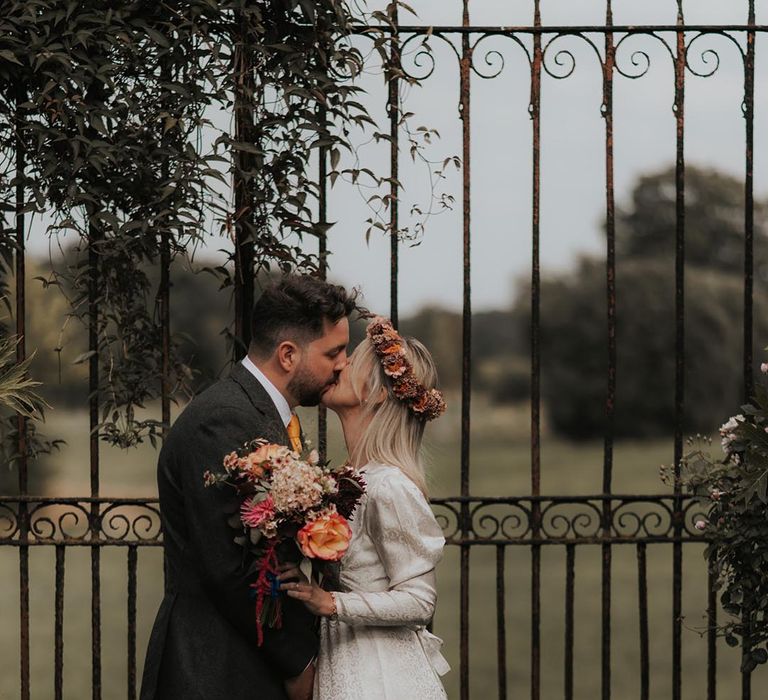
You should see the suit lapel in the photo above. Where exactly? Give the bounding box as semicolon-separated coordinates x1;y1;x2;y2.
229;363;290;445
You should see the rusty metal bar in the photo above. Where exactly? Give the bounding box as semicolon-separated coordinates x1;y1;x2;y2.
160;231;170;438
741;15;756;700
54;544;65;700
1;492;704;505
496;545;507;700
672;4;686;699
365;24;768;35
90;544;101;700
637;543;649;700
707;553;717;700
88;217;102;700
742;607;751;700
565;544;575;700
317;107;328;461
14;76;30;700
601;5;616;699
128;545;138;700
530;3;543;699
233;13;255;356
459;1;472;698
743;4;756;427
389;3;399;327
3;535;720;547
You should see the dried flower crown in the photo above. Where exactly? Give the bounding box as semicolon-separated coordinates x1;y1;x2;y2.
366;317;446;421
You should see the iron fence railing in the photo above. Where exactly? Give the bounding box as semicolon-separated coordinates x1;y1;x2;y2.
3;2;767;699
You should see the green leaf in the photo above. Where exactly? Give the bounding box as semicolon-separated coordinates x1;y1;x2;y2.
72;351;97;365
0;50;22;66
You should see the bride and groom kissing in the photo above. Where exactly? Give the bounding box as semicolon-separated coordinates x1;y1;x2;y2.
140;274;450;700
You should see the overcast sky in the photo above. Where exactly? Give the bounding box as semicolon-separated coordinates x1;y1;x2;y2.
25;0;768;316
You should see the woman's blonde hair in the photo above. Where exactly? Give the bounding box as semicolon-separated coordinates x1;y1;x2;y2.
348;336;440;495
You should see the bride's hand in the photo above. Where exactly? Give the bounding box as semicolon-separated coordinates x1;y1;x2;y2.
278;563;335;617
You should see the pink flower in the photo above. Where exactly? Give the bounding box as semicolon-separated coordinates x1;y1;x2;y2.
241;496;275;528
694;520;707;531
761;362;768;374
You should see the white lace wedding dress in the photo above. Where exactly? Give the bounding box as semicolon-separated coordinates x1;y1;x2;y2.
314;462;450;699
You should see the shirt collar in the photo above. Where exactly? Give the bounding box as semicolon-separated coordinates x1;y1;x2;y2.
240;356;293;427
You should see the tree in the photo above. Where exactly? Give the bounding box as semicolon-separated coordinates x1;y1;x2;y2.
521;256;768;439
616;165;768;279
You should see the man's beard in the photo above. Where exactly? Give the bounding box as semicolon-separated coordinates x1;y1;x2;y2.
288;366;334;407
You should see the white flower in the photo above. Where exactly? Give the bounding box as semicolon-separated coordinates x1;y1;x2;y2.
307;449;320;465
694;520;707;531
761;362;768;374
719;416;740;435
269;460;327;513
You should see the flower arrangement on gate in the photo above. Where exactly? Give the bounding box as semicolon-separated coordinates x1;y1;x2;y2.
662;357;768;673
204;439;365;645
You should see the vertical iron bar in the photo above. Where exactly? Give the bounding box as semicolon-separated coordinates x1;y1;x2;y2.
388;4;399;326
743;1;755;403
742;607;751;700
637;543;649;700
14;77;30;700
127;546;137;700
160;232;170;438
318;105;328;461
740;22;755;693
530;3;543;699
741;17;755;700
55;545;65;700
707;552;717;700
565;545;575;700
159;57;172;441
459;3;472;699
496;545;507;700
233;13;255;356
601;6;616;700
89;217;102;700
672;5;686;700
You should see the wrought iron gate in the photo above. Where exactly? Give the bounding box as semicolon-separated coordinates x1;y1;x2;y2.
2;2;767;699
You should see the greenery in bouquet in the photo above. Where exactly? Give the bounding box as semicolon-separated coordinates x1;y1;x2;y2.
204;438;365;643
668;359;768;672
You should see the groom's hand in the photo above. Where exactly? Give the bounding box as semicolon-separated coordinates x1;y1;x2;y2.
284;660;315;700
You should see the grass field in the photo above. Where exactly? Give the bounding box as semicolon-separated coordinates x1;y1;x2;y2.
0;399;764;699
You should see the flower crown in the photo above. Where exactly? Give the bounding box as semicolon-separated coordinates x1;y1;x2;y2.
366;317;446;421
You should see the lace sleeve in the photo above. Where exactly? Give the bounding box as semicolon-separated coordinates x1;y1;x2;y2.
333;470;445;627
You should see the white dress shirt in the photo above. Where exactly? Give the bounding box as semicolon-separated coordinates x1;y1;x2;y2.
241;355;292;427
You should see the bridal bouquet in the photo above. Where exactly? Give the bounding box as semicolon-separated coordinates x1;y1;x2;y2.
204;439;365;644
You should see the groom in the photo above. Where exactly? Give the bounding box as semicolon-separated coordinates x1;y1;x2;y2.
140;274;359;700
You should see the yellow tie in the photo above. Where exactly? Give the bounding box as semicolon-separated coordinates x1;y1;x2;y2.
287;414;302;453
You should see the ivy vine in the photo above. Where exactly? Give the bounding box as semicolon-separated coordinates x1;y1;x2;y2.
0;0;454;449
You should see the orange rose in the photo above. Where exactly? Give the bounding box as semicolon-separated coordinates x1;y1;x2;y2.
243;443;291;476
297;512;352;561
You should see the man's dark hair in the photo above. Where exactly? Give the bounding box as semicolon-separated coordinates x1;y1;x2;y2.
249;275;361;357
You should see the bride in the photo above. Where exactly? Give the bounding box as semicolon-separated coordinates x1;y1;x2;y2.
278;317;450;699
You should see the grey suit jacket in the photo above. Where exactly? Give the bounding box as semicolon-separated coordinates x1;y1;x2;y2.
140;364;318;700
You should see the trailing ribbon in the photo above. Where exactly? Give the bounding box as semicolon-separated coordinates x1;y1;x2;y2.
250;539;283;646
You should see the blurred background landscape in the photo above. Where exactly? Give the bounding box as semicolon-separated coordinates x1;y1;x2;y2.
2;163;768;698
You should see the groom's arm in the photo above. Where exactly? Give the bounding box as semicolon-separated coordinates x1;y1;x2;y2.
169;402;318;679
